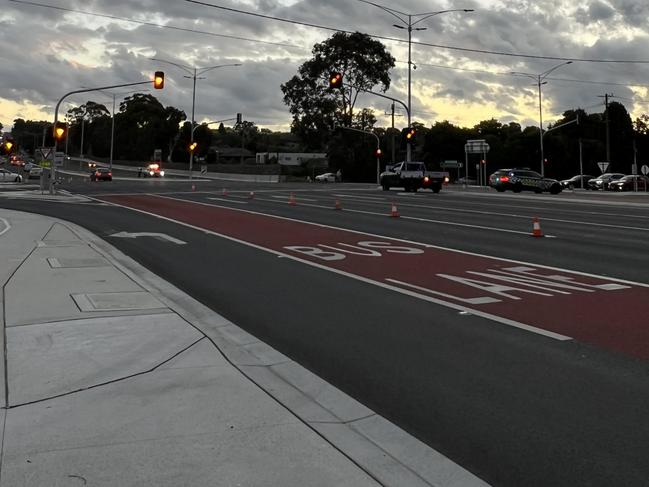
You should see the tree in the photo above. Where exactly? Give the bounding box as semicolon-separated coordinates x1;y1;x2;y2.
281;31;395;150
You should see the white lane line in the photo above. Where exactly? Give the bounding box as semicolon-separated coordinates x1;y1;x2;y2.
87;195;572;341
0;217;11;236
207;197;248;204
271;195;319;202
149;194;649;288
247;196;557;237
332;194;386;201
361;199;649;232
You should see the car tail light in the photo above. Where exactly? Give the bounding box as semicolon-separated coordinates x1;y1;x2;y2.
499;176;509;182
444;176;450;183
108;172;112;176
424;176;430;182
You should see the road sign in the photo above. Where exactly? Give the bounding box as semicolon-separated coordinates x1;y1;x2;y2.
465;139;490;154
37;148;52;161
597;162;609;173
39;160;51;168
441;160;462;169
642;165;649;175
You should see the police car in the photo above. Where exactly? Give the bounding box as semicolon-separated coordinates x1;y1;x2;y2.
489;168;562;194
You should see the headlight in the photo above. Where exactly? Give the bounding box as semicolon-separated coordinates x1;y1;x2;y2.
160;171;165;176
149;171;154;176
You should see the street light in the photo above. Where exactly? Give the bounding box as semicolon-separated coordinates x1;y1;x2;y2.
357;0;473;162
510;61;573;177
150;58;241;179
94;88;148;171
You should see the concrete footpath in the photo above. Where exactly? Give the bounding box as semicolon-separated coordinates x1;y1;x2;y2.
0;209;486;487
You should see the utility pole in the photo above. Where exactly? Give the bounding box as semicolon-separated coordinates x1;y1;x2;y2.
598;93;612;167
384;102;402;163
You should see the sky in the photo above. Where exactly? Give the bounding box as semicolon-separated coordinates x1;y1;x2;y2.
1;0;649;133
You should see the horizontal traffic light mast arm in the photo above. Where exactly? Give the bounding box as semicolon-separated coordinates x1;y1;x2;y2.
49;78;156;195
542;115;579;138
191;117;238;136
358;88;410;122
336;125;380;150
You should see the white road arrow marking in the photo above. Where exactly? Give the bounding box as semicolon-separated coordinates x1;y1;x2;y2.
110;231;186;244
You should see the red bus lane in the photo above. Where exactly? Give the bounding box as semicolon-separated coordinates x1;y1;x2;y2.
102;194;649;360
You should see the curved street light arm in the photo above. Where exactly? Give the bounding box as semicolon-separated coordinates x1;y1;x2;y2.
197;63;242;76
355;0;408;24
540;61;573;81
411;9;474;26
150;58;193;75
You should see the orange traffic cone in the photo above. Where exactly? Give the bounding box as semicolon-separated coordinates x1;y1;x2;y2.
248;191;255;199
288;193;297;206
531;217;543;237
222;188;228;197
334;199;342;210
390;202;399;218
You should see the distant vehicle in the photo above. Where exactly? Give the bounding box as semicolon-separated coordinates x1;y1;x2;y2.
609;175;649;191
315;172;336;183
588;173;625;190
380;161;447;193
10;155;24;167
0;168;23;182
145;163;164;177
28;167;43;179
457;176;477;185
90;168;112;181
488;168;562;194
87;162;98;171
560;174;595;190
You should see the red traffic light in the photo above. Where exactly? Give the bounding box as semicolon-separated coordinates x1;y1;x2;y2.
405;128;416;141
153;71;165;89
329;72;343;88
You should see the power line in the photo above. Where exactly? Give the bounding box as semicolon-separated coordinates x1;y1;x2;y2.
9;0;302;49
186;0;649;64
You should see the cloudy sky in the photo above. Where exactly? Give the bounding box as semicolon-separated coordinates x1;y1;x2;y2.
1;0;649;133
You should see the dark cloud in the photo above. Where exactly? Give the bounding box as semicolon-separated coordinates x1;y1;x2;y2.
2;0;649;131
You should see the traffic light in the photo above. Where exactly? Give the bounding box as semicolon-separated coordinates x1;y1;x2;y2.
188;142;198;153
236;113;242;124
3;139;13;153
329;72;343;89
53;122;66;141
153;71;165;89
405;127;416;144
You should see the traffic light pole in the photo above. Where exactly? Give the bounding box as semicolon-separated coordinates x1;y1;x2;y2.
50;80;154;195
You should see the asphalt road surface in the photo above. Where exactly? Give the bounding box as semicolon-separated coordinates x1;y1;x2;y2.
2;179;649;487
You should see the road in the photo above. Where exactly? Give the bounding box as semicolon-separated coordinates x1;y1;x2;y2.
2;177;649;487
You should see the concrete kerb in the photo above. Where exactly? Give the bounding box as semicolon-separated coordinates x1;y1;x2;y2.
57;216;487;487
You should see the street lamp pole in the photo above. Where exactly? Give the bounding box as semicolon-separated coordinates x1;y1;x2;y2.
150;58;241;180
511;61;573;177
357;1;473;162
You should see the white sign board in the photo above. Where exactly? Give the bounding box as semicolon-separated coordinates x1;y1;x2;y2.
597;162;609;173
642;165;649;175
465;139;490;154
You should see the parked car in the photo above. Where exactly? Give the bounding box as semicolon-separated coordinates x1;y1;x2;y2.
315;172;336;183
488;168;562;194
28;167;43;179
0;168;23;182
90;168;112;181
609;175;649;191
588;173;625;190
560;174;595;190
